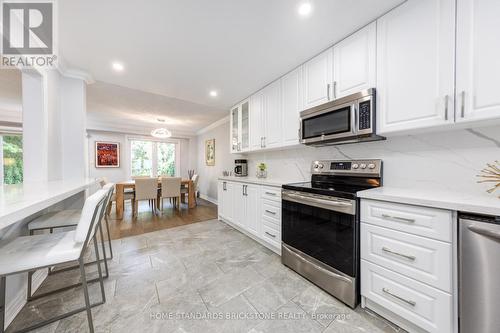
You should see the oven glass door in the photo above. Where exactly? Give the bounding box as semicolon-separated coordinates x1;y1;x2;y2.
282;196;357;277
301;105;353;141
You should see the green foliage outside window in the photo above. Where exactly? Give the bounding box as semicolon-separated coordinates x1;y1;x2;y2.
3;135;23;184
158;143;175;176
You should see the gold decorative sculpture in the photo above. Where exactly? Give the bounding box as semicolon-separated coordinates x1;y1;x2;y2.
476;160;500;197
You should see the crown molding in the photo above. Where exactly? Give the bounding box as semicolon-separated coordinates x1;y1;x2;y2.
196;115;229;135
86;120;197;139
56;58;95;84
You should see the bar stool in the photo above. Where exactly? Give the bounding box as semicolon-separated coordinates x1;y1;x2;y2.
0;189;109;333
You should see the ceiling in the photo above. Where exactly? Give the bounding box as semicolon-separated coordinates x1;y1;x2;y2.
25;0;405;135
86;82;227;136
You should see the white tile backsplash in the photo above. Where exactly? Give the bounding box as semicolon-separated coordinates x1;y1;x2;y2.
243;125;500;196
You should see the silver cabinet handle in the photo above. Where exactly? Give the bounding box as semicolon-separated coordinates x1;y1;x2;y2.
444;95;449;121
333;81;337;99
382;288;416;307
265;231;276;238
468;225;500;242
265;209;276;215
461;91;466;118
327;83;331;101
223;182;226;191
263;137;266;148
265;191;277;196
260;137;263;148
381;214;415;224
382;247;416;261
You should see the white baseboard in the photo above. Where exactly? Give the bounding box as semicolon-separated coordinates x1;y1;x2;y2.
5;269;48;329
200;193;218;205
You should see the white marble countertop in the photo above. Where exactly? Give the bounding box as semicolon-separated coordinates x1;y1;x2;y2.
218;176;299;188
0;178;100;229
358;187;500;216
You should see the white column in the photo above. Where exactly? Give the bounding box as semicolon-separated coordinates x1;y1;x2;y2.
60;77;87;180
22;70;48;182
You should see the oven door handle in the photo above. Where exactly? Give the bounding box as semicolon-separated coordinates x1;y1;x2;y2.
283;244;352;284
282;192;355;215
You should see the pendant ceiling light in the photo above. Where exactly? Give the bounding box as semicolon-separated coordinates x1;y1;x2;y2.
151;128;172;138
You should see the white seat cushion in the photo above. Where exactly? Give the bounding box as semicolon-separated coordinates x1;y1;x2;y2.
28;209;81;230
0;231;83;276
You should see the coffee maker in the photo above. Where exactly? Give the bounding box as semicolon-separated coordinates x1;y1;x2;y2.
234;159;248;177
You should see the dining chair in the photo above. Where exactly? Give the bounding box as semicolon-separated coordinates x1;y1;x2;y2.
159;177;181;210
181;174;198;206
0;189;109;333
134;178;159;216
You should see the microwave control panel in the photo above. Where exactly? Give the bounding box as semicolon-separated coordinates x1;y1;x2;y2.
358;100;371;130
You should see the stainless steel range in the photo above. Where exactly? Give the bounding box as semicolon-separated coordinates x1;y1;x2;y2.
281;159;382;308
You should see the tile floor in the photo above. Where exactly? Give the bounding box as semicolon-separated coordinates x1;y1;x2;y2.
9;219;405;333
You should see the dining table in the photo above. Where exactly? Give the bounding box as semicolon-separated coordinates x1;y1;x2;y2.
114;178;195;219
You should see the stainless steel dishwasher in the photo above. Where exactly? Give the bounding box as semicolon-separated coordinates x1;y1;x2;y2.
459;213;500;333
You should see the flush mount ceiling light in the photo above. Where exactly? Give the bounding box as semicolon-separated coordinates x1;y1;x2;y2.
112;62;124;72
151;128;172;139
298;2;312;17
209;90;218;97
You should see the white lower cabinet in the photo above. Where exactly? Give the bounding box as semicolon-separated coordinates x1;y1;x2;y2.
360;199;455;333
218;181;234;223
218;180;282;253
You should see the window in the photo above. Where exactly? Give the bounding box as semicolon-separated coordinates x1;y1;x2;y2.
1;135;23;184
130;139;177;177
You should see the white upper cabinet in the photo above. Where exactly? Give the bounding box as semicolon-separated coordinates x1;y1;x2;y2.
281;67;302;146
456;0;500;122
262;80;282;149
302;47;334;110
249;91;264;151
376;0;456;134
333;22;376;99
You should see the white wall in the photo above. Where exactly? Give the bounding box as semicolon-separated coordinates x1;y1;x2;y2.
196;119;242;202
87;130;197;183
197;121;500;201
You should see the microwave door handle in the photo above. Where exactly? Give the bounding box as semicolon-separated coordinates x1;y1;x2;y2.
352;104;357;135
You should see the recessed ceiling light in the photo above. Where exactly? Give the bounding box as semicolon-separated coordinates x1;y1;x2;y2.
298;2;312;17
209;90;218;97
112;62;124;72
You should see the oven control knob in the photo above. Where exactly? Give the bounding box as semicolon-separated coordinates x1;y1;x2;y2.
360;163;367;169
318;164;324;169
314;164;319;169
352;163;359;169
368;163;376;169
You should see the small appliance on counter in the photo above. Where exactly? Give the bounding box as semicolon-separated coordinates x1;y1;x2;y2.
234;159;248;177
281;159;383;308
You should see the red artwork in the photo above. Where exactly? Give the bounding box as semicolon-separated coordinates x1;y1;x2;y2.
95;142;120;168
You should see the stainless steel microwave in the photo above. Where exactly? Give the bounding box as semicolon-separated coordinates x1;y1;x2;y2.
299;88;384;146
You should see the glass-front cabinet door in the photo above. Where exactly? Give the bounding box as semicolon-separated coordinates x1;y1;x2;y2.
230;100;251;153
240;100;249;151
230;105;240;153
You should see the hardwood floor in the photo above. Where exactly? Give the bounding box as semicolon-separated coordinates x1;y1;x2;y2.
106;198;218;240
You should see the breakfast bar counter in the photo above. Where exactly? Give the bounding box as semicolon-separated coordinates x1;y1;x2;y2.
0;179;99;230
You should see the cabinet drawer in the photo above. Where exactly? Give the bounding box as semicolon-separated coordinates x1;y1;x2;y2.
261;186;281;202
361;223;452;292
361;260;452;333
261;223;281;248
262;215;280;232
262;199;281;222
361;200;452;242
